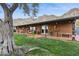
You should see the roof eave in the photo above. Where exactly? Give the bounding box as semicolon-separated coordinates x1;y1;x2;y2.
14;16;79;26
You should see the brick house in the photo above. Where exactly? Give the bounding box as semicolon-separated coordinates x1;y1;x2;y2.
13;8;79;40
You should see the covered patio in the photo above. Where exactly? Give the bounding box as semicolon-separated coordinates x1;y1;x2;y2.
13;8;79;41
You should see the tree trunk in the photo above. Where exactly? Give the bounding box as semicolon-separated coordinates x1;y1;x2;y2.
0;12;15;55
0;3;19;55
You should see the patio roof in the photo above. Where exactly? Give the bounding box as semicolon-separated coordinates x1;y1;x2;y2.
13;8;79;26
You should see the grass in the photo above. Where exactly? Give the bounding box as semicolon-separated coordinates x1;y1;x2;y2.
14;34;79;56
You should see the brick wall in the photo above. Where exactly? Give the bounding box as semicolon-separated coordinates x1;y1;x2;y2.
15;20;74;40
48;20;73;39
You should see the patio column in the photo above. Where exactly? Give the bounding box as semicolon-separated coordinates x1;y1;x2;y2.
72;19;76;40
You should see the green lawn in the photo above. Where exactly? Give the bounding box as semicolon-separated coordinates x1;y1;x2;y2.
14;34;79;56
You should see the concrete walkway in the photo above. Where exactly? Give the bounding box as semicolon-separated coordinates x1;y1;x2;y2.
27;34;72;40
75;35;79;41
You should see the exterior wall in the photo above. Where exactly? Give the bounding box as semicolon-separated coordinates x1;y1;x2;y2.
48;20;73;39
35;25;42;34
15;25;42;34
16;26;30;34
15;20;74;40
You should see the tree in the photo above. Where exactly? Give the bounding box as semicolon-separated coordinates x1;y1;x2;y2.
0;3;39;55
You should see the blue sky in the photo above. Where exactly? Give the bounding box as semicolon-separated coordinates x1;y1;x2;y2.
0;3;79;19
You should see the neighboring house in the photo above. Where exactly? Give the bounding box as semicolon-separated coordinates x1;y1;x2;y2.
13;8;79;40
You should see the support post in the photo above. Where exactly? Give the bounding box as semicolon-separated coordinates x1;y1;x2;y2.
72;19;76;40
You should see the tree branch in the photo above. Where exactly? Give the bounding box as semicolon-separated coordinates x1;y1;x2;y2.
10;3;18;12
0;3;8;11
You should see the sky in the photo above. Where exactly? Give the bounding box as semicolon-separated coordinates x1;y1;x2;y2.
1;3;79;19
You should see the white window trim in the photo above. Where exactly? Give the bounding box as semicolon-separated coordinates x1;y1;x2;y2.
30;26;36;32
41;25;48;34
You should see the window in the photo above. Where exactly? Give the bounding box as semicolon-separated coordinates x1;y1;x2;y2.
42;29;44;33
30;26;36;33
41;25;48;34
30;27;32;31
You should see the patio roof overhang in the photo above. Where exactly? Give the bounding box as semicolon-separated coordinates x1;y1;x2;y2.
14;16;79;27
26;16;79;26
